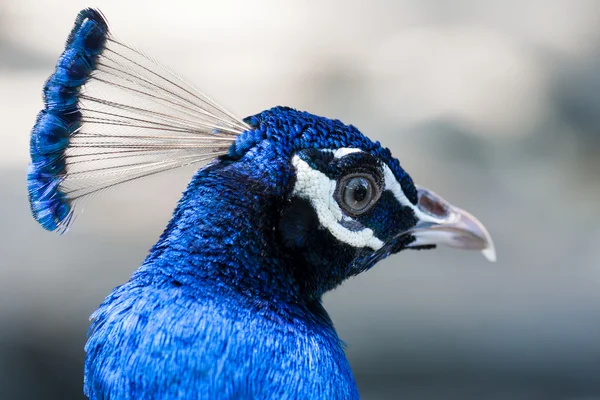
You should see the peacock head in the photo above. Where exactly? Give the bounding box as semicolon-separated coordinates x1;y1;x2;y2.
27;9;495;299
212;106;496;296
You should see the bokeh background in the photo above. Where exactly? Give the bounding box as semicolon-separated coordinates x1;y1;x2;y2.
1;1;600;399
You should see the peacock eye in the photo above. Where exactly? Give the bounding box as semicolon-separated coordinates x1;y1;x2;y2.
336;173;381;215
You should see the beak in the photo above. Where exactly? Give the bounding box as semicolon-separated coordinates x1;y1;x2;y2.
405;186;496;262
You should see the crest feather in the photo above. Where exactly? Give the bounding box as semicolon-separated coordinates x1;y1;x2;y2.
28;9;248;232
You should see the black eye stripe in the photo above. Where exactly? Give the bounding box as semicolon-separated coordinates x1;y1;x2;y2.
295;149;335;172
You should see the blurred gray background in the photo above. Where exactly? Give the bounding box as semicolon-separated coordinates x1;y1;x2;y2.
1;1;600;399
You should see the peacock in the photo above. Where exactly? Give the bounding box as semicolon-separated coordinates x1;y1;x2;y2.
27;9;495;399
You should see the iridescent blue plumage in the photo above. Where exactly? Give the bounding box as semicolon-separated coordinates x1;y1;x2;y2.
28;9;496;400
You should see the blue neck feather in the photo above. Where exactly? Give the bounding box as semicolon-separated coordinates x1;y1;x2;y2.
142;157;301;304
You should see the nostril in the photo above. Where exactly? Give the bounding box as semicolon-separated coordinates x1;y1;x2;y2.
417;189;449;218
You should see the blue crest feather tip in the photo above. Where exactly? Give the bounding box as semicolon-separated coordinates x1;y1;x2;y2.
28;8;109;232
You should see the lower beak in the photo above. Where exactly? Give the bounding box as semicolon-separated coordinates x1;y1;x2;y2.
405;186;496;262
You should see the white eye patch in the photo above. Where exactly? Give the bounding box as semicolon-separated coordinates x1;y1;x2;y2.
332;148;361;158
291;152;384;250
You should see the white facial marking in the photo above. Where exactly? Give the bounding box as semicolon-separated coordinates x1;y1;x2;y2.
292;154;384;250
333;148;362;159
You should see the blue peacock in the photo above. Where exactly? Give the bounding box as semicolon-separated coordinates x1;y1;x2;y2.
27;9;495;399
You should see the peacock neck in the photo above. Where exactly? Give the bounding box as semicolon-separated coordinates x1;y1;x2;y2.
135;159;304;309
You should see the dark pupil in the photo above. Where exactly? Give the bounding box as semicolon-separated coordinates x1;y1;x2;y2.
353;184;368;202
344;177;372;211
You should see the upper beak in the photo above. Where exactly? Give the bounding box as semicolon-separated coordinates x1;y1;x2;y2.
405;186;496;262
